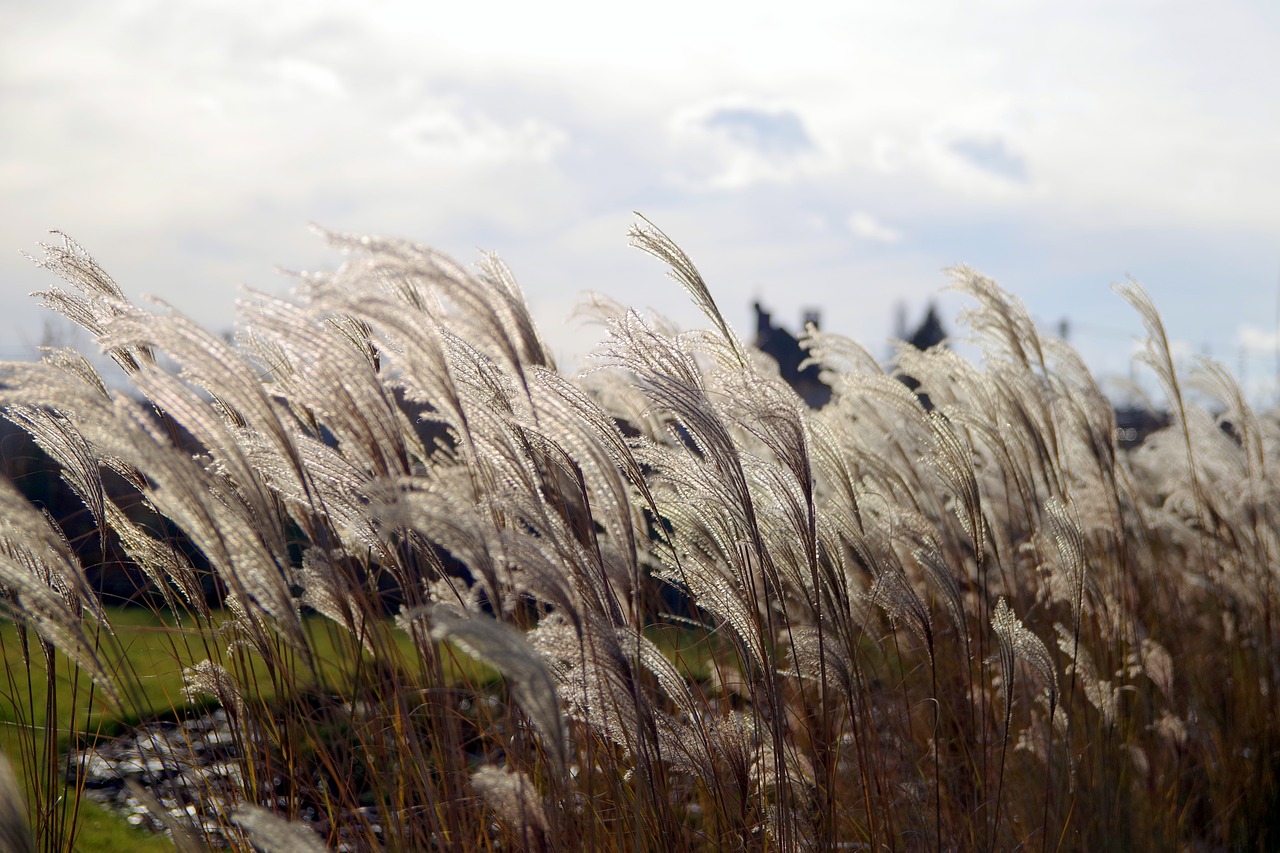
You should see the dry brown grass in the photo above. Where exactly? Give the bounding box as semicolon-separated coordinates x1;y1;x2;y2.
0;223;1276;851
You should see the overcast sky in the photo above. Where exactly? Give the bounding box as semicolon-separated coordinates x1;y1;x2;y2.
3;0;1279;403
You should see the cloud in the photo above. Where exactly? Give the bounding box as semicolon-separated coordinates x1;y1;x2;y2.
3;0;1280;388
269;56;347;99
947;137;1028;184
390;104;568;164
848;211;903;244
701;107;814;158
901;96;1039;200
667;100;826;189
1238;325;1279;353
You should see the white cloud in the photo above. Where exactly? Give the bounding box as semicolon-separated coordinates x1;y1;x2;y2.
1239;325;1280;353
3;0;1280;381
269;57;347;99
870;134;905;173
848;212;903;244
898;97;1041;201
666;99;828;190
390;105;567;164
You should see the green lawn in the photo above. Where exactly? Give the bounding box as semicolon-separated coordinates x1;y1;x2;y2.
0;605;501;851
1;605;714;851
1;607;211;851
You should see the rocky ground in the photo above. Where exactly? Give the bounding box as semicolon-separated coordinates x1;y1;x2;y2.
66;710;386;850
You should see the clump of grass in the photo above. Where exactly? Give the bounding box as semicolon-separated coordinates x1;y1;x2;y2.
0;223;1277;851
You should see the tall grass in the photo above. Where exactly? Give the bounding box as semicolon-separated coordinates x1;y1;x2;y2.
0;222;1277;851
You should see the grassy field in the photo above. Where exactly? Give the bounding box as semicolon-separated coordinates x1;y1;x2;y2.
0;607;502;850
2;608;204;851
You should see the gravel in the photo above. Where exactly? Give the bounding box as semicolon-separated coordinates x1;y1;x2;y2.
65;710;388;850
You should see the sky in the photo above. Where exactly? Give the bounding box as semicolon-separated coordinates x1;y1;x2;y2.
3;0;1279;405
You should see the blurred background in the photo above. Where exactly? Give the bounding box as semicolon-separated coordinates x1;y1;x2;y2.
2;0;1278;404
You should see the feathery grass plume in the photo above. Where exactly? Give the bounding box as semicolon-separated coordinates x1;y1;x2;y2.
950;265;1046;374
627;215;748;371
4;404;105;530
525;611;674;829
1114;280;1182;414
1189;357;1266;488
311;282;518;495
495;406;637;619
991;364;1067;501
0;753;35;853
1044;497;1089;628
82;392;309;653
292;547;372;649
0;463;96;608
1115;280;1215;535
1043;336;1119;481
942;279;1090;519
1054;623;1116;726
275;430;390;560
1136;638;1174;700
632;441;769;666
525;614;637;752
0;354;119;466
715;370;814;517
181;659;246;719
8;307;311;654
734;452;814;600
909;537;968;650
104;305;310;490
27;233;155;373
237;289;425;484
484;495;616;621
782;624;854;698
381;480;515;612
893;340;992;415
1013;694;1071;767
472;765;549;848
1187;359;1280;634
528;366;664;574
416;602;568;770
622;626;711;723
102;497;206;614
991;598;1059;714
593;314;773;642
0;561;120;709
1188;359;1270;525
806;417;865;537
312;226;554;405
1151;710;1188;751
0;476;121;707
837;360;930;427
991;597;1059;844
799;325;884;385
231;805;328;853
865;543;944;850
925;409;986;567
867;568;932;656
897;344;1044;551
475;252;558;369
